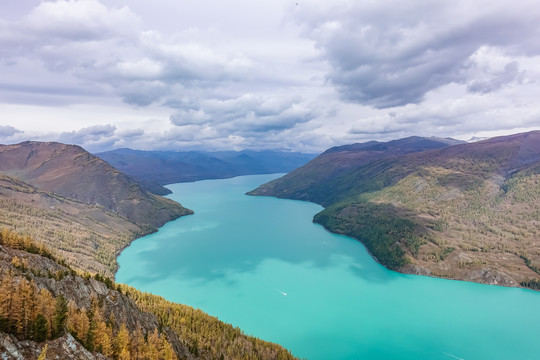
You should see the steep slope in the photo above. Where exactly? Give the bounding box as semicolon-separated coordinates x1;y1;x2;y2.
97;148;316;185
251;131;540;289
248;136;463;205
0;142;192;276
0;174;141;275
0;230;298;360
0;142;191;228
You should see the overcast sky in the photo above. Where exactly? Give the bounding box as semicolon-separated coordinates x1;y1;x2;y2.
1;0;540;153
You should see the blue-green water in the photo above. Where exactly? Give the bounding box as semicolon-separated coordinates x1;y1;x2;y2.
117;174;540;360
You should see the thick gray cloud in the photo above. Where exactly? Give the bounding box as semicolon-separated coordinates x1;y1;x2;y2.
0;125;23;138
293;0;540;108
170;94;320;137
0;0;253;108
118;128;144;138
58;124;117;144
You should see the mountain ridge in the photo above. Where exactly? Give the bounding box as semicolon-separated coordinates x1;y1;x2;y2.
96;148;316;185
248;136;464;206
249;131;540;289
0;141;193;276
0;141;191;228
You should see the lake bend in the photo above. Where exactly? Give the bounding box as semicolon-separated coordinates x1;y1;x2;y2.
116;174;540;360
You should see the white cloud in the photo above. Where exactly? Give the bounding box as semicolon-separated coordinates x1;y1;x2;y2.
24;0;142;41
58;124;117;144
1;0;540;153
293;0;540;108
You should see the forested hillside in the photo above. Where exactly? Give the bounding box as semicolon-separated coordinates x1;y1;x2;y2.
0;142;192;276
0;229;299;360
250;131;540;289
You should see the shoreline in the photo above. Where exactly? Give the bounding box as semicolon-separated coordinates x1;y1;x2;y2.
248;192;535;291
112;208;195;277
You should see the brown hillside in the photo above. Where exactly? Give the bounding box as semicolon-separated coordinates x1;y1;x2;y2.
0;141;192;276
249;136;462;205
0;174;141;275
253;131;540;289
0;142;192;228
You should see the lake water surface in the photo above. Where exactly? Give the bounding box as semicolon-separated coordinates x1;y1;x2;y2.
116;174;540;360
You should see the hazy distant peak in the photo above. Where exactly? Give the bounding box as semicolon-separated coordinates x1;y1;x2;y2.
96;148;316;184
323;136;461;155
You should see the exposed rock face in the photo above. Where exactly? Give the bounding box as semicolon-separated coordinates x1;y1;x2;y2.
462;269;517;287
0;332;108;360
401;264;518;287
0;244;196;360
401;264;432;277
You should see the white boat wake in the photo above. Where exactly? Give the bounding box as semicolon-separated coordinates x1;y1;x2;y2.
442;352;464;360
276;289;288;296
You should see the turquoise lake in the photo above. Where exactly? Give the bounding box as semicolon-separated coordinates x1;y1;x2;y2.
116;174;540;360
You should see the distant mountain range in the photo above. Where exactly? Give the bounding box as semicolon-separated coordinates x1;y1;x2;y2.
96;148;316;191
249;136;464;205
0;141;192;275
250;132;540;289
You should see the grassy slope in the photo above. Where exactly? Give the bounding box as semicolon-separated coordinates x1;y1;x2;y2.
0;142;192;229
0;174;145;276
248;136;461;205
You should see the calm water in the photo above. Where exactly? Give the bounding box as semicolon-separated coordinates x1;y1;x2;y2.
117;174;540;360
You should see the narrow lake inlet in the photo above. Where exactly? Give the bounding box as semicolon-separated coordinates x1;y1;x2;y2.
117;174;540;360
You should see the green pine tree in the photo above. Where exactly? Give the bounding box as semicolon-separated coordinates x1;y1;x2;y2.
33;314;48;342
53;295;68;337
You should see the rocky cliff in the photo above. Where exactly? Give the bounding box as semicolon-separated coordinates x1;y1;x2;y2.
0;235;194;359
0;231;298;360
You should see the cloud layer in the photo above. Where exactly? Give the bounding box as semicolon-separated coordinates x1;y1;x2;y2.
1;0;540;152
294;0;540;108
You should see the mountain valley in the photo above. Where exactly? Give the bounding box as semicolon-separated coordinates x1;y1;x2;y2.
0;142;300;359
